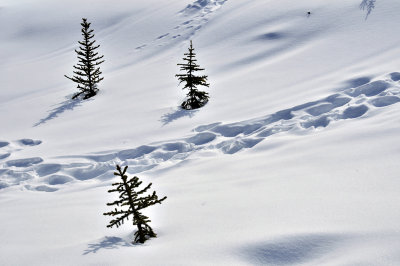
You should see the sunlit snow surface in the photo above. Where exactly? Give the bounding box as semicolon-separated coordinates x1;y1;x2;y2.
1;0;400;265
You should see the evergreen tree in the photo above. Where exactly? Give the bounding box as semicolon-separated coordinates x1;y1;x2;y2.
176;40;210;110
103;165;167;244
65;18;104;99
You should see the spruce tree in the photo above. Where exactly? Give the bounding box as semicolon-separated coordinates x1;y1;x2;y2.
176;40;210;110
103;165;167;244
65;18;104;99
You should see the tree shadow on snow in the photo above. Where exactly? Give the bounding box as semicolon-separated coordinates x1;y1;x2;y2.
160;107;199;126
360;0;376;19
34;96;84;127
83;236;132;255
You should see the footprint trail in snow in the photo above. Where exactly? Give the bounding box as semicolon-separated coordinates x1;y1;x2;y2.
1;72;400;192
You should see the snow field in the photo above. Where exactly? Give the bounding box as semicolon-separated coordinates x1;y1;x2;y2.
1;0;400;265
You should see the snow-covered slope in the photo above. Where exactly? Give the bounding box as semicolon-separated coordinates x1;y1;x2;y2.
1;0;400;265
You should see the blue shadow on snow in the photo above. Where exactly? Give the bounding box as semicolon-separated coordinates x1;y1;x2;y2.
238;233;346;265
83;236;132;255
34;96;83;127
160;107;199;126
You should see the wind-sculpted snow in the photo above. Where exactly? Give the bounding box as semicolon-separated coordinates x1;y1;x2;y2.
1;73;400;191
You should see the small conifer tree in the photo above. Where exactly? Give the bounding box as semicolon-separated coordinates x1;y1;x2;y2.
176;40;210;110
65;18;104;99
103;165;167;244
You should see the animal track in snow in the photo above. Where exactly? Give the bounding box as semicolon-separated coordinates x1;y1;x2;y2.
1;73;400;192
0;139;42;164
0;141;9;148
6;157;44;167
17;138;42;146
0;139;45;189
135;0;228;52
175;0;227;39
180;0;228;15
0;153;11;160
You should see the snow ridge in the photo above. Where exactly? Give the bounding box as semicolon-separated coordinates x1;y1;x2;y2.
1;72;400;192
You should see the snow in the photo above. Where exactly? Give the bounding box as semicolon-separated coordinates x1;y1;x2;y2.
1;0;400;265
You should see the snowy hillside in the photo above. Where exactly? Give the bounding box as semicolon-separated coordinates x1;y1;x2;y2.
1;0;400;265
